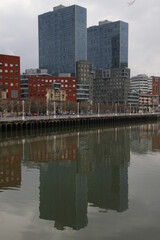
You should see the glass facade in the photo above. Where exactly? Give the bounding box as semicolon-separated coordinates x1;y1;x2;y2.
38;5;87;75
87;21;128;69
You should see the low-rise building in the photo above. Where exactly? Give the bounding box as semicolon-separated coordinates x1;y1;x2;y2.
20;68;50;99
28;75;77;103
139;93;159;112
152;76;160;103
128;91;139;106
0;54;20;99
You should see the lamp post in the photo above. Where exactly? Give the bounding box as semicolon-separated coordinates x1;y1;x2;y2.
46;93;49;116
77;101;79;117
22;100;25;120
54;100;56;118
98;102;100;117
115;103;117;115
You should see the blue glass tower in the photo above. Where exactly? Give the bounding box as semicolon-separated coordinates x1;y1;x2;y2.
87;20;128;69
38;5;87;75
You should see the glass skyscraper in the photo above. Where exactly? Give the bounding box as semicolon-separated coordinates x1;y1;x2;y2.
38;5;87;75
87;20;128;69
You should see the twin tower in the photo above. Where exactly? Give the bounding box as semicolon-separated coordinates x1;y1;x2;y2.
38;4;128;76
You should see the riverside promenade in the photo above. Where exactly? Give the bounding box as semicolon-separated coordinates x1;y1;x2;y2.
0;112;160;132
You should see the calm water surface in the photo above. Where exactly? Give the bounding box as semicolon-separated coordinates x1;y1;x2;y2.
0;123;160;240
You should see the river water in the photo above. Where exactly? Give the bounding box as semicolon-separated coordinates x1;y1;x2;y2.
0;122;160;240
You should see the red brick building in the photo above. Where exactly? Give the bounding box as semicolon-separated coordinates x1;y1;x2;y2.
0;54;20;99
152;76;160;103
28;76;77;102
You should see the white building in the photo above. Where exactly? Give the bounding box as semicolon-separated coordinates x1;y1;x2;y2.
130;74;152;94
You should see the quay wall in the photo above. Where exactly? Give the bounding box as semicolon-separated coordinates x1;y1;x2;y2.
0;113;159;132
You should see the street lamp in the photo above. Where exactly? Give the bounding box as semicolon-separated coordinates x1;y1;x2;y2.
54;100;56;118
115;103;117;115
46;93;49;116
98;102;100;117
22;100;25;120
77;101;79;117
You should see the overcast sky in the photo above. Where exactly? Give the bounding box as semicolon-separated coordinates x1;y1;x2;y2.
0;0;160;76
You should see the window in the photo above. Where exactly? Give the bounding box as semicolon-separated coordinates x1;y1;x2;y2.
5;70;8;73
65;80;68;82
10;83;13;86
10;64;13;67
0;63;2;66
15;64;19;67
0;69;2;73
5;63;8;67
11;90;18;98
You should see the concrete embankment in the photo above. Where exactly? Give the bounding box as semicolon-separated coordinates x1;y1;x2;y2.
0;113;159;132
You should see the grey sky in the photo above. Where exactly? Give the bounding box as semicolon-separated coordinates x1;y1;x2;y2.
0;0;160;76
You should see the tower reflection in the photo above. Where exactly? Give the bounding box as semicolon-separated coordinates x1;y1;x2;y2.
37;127;130;230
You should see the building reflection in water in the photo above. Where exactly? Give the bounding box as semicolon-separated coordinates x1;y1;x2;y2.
0;123;159;230
130;123;160;154
30;127;130;230
0;143;21;191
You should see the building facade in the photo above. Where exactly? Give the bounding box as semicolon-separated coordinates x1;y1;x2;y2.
0;54;20;99
139;93;159;112
38;5;87;75
93;68;130;104
152;76;160;103
20;69;50;99
130;74;152;94
28;76;77;103
77;84;89;101
76;60;93;101
87;20;128;69
46;82;66;102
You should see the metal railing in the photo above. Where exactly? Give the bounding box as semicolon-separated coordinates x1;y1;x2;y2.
0;112;159;123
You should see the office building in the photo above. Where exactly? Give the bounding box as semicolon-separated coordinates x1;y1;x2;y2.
87;20;128;69
77;84;89;101
38;5;87;75
93;68;130;104
76;60;94;101
0;54;20;99
130;74;152;94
